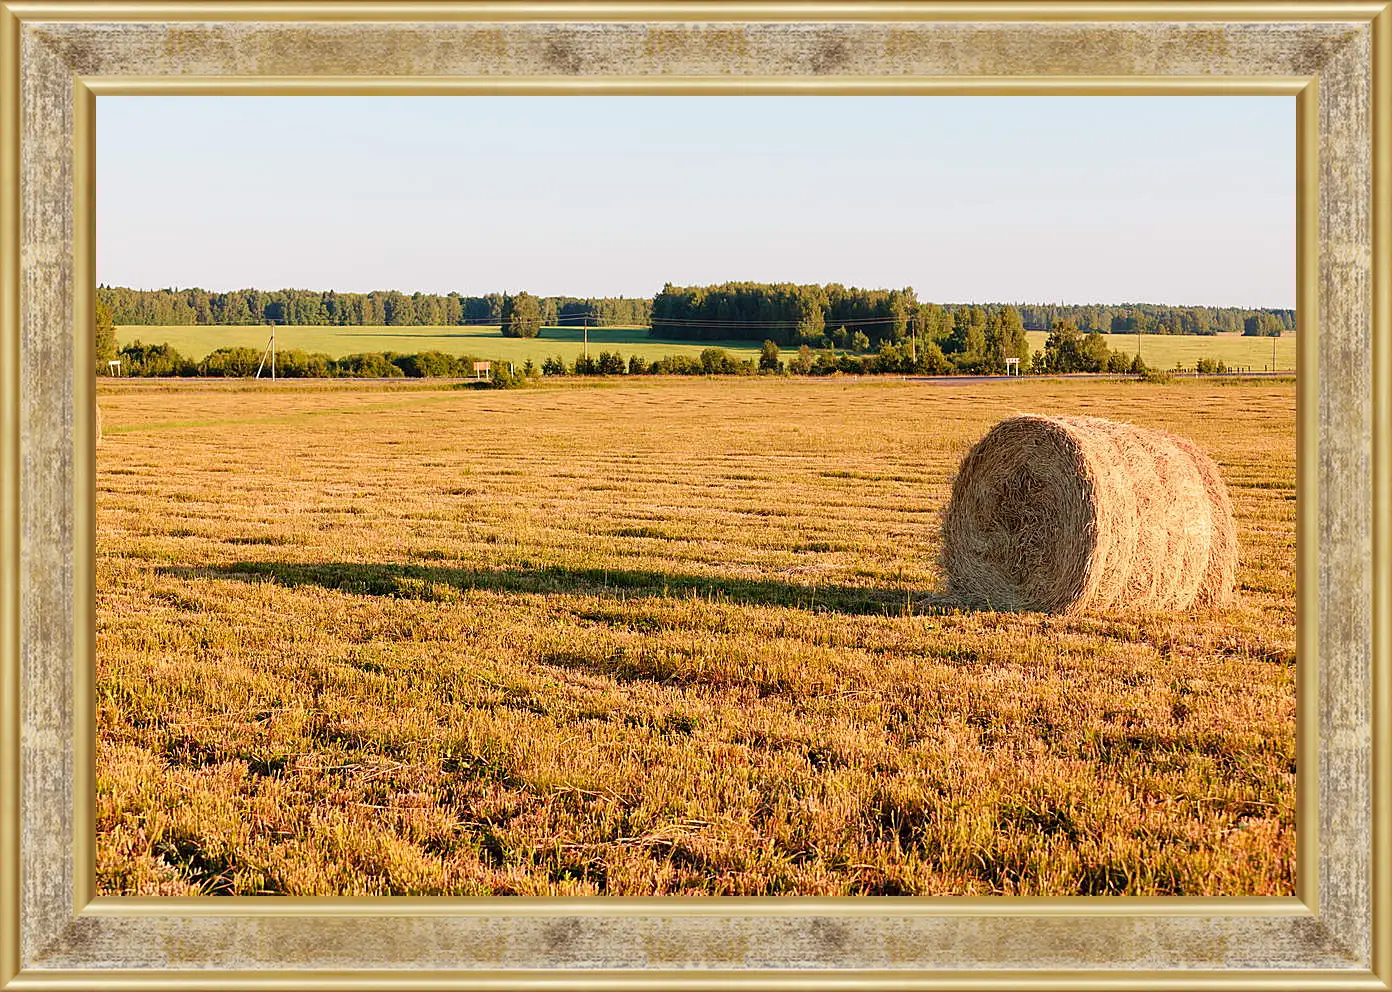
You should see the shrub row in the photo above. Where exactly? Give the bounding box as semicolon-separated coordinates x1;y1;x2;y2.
112;343;502;380
109;340;1247;383
543;345;1131;377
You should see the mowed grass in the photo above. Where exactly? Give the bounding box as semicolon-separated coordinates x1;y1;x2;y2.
118;324;1297;372
96;377;1296;897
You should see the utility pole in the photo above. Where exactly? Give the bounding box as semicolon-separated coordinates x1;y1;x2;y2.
255;323;277;380
1272;329;1277;372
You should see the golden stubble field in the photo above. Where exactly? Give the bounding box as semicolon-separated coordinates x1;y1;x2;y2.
95;376;1296;897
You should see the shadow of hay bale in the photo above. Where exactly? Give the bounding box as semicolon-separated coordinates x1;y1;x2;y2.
158;560;966;618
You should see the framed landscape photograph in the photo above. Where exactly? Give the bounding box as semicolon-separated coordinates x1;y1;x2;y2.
1;1;1388;989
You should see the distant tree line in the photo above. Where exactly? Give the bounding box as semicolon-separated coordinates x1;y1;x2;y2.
97;283;1294;342
650;282;1295;346
95;286;652;328
1017;303;1293;336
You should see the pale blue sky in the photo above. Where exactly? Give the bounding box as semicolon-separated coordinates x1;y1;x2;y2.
97;96;1294;307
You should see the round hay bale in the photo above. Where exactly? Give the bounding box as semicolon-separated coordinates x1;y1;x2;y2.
939;415;1238;614
1168;434;1239;607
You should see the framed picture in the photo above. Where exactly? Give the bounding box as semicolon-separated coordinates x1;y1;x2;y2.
2;0;1388;987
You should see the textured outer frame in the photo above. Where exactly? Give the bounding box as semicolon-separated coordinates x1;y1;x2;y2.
0;3;1387;989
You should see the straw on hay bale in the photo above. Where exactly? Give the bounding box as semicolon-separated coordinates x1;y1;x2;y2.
940;415;1238;614
96;403;103;447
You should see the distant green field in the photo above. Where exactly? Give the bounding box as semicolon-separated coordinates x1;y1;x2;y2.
1023;331;1296;372
116;324;765;365
117;324;1297;372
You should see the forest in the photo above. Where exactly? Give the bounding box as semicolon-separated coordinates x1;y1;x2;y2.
95;286;650;329
648;282;1295;346
97;283;1295;340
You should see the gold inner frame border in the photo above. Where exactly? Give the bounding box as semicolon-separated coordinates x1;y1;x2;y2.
67;71;1320;920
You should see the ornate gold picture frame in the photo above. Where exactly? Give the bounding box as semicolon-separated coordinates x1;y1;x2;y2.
1;0;1388;987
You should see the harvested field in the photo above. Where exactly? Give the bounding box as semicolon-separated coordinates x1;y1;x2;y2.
96;377;1296;896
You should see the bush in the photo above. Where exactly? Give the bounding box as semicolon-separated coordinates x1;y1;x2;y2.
333;352;405;378
597;351;627;375
541;356;567;376
759;340;781;373
874;342;935;375
394;350;465;377
651;354;704;375
873;342;910;374
914;341;951;375
694;347;756;375
275;349;334;377
201;346;263;377
1105;351;1134;374
119;341;197;377
486;366;527;389
949;351;987;374
699;348;737;374
628;355;650;375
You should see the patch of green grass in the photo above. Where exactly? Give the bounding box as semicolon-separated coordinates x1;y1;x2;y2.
116;324;764;365
1023;331;1296;372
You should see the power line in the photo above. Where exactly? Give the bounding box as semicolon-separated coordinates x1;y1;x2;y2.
648;315;910;328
